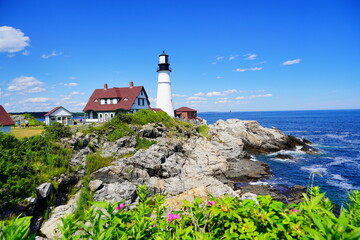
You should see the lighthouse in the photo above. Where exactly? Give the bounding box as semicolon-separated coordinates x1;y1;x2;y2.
156;51;174;117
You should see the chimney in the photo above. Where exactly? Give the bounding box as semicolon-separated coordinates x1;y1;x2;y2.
104;83;108;90
130;81;133;88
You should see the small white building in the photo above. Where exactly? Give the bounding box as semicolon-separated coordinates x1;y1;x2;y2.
45;106;73;126
0;105;15;133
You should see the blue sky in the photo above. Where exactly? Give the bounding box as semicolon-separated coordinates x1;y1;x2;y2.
0;0;359;113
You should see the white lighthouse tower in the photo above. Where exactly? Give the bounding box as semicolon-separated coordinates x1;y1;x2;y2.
156;51;174;117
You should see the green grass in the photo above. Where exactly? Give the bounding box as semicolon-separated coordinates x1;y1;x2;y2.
135;136;156;150
197;124;210;138
11;126;44;139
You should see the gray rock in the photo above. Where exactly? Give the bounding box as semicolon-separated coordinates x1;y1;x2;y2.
240;192;259;204
93;181;137;204
89;179;103;192
36;183;53;199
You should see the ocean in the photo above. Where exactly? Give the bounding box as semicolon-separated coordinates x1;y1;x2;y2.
198;109;360;206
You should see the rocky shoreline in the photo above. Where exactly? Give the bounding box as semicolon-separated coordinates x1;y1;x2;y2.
22;118;317;239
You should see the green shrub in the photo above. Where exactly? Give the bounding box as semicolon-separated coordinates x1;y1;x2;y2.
0;132;72;209
44;122;72;140
85;152;112;175
0;215;34;240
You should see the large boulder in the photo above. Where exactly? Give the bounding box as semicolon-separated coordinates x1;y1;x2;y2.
36;183;53;199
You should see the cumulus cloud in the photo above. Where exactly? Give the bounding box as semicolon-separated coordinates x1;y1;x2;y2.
20;97;51;103
252;61;266;66
215;97;231;104
229;56;236;60
0;26;30;53
236;94;273;100
206;89;238;97
216;56;224;61
173;94;187;97
244;53;257;60
27;87;46;93
281;59;301;65
234;67;263;72
22;50;30;56
216;76;223;79
194;92;204;96
7;76;45;93
64;82;79;87
42;50;63;59
186;96;207;101
70;91;81;95
69;76;77;80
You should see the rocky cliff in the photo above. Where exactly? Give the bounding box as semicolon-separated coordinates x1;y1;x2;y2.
38;118;315;238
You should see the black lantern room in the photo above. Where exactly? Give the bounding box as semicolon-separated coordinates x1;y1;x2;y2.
157;51;171;72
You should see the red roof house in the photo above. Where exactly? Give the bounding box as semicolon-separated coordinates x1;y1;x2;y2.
83;82;150;122
0;105;15;133
175;107;197;120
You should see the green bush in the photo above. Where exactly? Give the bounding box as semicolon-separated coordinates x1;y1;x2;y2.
0;132;72;209
44;122;72;140
2;187;360;239
54;187;360;240
22;113;45;127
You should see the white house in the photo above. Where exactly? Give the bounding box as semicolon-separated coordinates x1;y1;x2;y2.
45;106;73;126
0;105;15;133
83;82;150;123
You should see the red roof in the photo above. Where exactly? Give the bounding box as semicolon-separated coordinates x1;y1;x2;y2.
175;107;197;112
0;105;15;126
83;85;149;112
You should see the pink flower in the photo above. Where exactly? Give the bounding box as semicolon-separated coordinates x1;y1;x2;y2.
208;200;216;206
290;209;299;213
167;213;181;223
116;203;126;211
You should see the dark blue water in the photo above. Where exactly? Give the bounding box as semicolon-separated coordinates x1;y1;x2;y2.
198;110;360;206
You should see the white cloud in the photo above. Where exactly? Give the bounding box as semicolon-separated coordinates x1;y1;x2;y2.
234;67;263;72
69;76;77;80
7;53;15;58
0;26;30;53
236;94;273;100
186;100;207;104
244;53;257;60
173;93;187;97
216;56;224;61
281;59;301;65
64;82;79;87
206;89;238;97
27;87;45;93
216;76;223;79
211;62;217;65
229;56;236;60
21;97;51;103
252;61;266;65
215;99;231;104
186;96;207;101
70;91;81;95
194;92;204;96
22;50;30;56
42;50;63;59
7;76;45;92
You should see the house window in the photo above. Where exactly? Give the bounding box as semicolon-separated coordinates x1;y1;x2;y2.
99;113;103;120
110;113;114;118
94;99;98;102
107;99;111;104
124;98;128;101
101;99;105;104
138;98;144;106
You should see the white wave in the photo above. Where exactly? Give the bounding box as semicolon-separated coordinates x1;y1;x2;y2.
250;155;258;162
301;165;328;175
327;157;355;166
249;181;269;186
331;174;346;181
327;179;357;191
325;134;347;140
